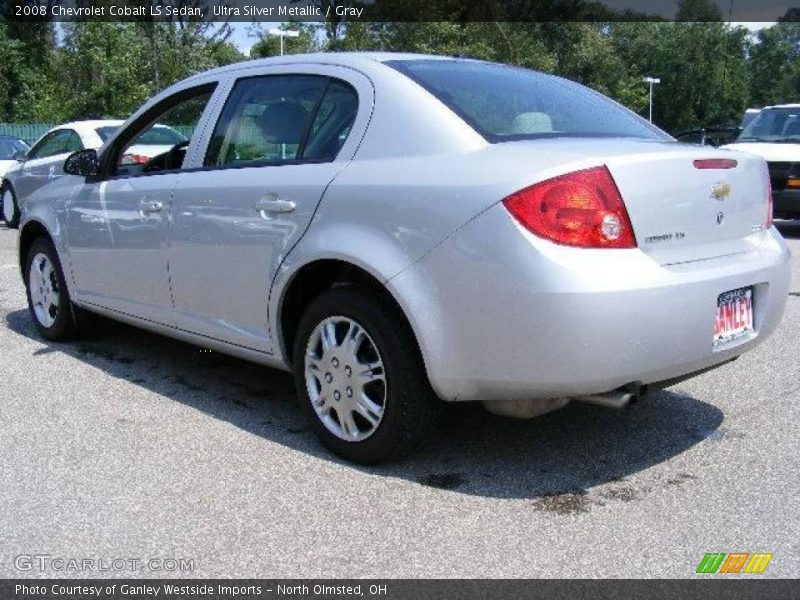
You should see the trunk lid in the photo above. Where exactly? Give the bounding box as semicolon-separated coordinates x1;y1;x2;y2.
603;145;769;264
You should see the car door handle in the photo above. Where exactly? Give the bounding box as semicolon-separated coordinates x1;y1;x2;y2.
254;195;296;218
139;199;163;215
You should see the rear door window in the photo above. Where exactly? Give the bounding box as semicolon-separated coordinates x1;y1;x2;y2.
205;75;358;167
64;130;83;153
303;80;359;161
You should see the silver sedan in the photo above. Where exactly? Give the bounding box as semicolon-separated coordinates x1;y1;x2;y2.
17;53;791;463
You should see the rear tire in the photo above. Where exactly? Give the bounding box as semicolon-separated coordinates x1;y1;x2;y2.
24;237;83;341
292;287;440;464
1;184;20;229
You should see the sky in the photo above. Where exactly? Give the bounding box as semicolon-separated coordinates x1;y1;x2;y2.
229;22;276;55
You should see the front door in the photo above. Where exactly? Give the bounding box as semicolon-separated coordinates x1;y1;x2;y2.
169;71;365;352
67;85;218;324
14;129;79;201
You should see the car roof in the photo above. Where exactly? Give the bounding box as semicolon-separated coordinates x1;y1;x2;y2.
184;51;459;82
56;119;125;131
762;104;800;110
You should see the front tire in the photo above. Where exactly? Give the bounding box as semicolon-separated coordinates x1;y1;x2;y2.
24;237;80;341
1;184;20;228
293;287;440;464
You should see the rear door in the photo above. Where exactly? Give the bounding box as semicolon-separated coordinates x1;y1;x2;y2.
168;65;371;352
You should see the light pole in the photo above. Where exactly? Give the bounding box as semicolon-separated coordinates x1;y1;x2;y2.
643;76;660;123
268;27;300;56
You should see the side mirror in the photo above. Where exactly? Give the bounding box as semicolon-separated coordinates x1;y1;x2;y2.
12;150;26;161
64;149;99;178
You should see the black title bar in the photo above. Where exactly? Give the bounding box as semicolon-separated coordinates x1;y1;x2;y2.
1;0;798;23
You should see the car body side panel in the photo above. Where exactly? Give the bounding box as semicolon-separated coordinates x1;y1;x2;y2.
271;138;770;366
17;180;78;294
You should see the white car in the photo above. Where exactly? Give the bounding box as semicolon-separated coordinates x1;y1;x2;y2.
1;121;186;228
0;135;31;181
1;120;122;228
723;104;800;219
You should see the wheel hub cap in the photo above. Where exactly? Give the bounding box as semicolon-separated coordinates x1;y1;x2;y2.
28;253;60;328
305;316;386;442
2;190;13;222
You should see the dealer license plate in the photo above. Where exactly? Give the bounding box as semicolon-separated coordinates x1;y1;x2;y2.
713;287;754;347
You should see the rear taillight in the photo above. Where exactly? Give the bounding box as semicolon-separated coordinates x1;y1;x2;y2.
121;153;149;165
502;166;636;249
766;175;773;229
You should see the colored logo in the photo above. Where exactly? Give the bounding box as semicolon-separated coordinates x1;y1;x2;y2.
710;181;732;201
696;552;773;574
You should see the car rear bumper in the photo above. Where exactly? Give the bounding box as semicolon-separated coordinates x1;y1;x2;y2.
773;188;800;215
388;203;791;402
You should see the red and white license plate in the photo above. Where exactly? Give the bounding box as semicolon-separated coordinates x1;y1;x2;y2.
713;287;754;347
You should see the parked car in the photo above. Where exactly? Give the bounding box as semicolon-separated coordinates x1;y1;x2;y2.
0;135;31;180
17;54;790;463
0;135;31;225
740;107;761;129
1;120;123;228
674;125;741;147
723;103;800;219
1;121;185;228
0;135;31;226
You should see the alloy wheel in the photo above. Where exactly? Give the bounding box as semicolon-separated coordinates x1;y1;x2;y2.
304;316;386;442
2;189;14;222
28;252;60;328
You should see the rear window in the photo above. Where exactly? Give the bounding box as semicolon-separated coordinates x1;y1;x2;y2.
95;126;119;142
137;126;187;146
386;59;666;143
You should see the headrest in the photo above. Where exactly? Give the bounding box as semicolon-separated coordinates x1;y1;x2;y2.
258;101;308;144
510;112;554;134
783;118;800;136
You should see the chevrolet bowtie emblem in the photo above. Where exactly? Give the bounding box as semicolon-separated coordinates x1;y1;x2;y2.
711;181;731;201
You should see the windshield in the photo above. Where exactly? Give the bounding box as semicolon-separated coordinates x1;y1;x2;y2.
737;107;800;143
386;59;667;143
0;137;30;159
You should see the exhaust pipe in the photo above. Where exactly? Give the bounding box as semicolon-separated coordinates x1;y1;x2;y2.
577;383;646;409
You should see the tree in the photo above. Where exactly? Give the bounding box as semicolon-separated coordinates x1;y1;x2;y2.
0;0;57;121
333;22;644;110
53;22;151;120
748;15;800;107
250;22;321;58
611;22;750;131
675;0;724;21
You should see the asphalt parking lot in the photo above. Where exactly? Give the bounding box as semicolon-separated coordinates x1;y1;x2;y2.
0;223;798;579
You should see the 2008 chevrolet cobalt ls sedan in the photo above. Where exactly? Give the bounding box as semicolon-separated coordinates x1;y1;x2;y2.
18;53;790;463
